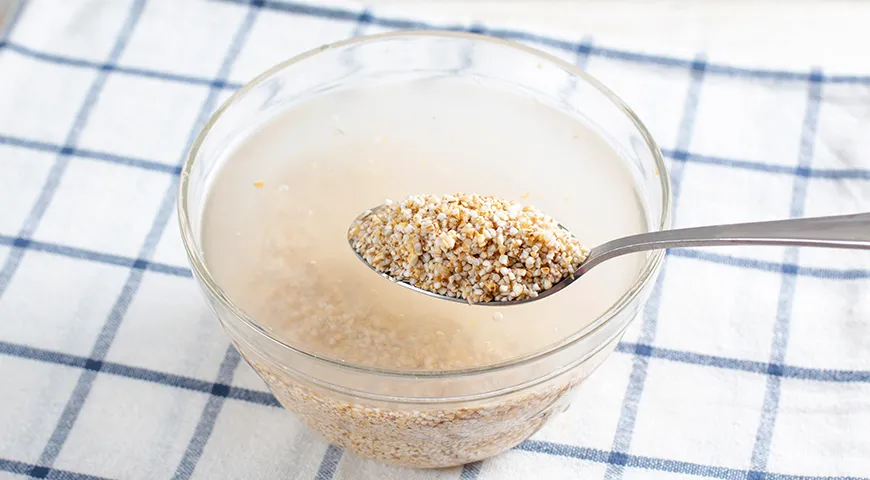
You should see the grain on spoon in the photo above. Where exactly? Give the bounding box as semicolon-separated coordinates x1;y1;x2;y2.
348;193;589;303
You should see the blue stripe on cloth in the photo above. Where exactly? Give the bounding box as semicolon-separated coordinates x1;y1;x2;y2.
30;1;258;470
573;37;594;70
172;346;242;479
749;70;825;474
314;445;344;480
669;249;870;280
166;8;261;479
3;333;868;421
0;1;866;105
104;63;243;90
556;36;594;100
4;4;868;88
457;23;484;71
0;0;146;306
338;7;370;70
0;234;191;277
217;0;870;85
5;335;870;478
778;364;870;383
615;342;766;376
0;41;244;90
4;439;866;480
2;229;868;289
0;458;112;480
516;440;869;480
352;8;371;37
604;56;707;480
459;461;483;480
662;148;870;180
0;134;181;174
0;340;279;407
614;342;870;382
8;131;870;182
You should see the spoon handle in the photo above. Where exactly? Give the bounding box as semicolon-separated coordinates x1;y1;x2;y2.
579;212;870;273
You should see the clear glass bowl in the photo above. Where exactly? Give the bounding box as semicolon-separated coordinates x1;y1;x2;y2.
178;31;671;468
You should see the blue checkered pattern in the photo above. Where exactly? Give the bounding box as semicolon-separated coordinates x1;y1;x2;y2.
1;0;869;479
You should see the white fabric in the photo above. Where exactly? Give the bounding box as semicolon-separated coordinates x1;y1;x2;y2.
1;1;869;479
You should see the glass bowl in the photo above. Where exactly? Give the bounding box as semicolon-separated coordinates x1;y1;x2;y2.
178;31;671;468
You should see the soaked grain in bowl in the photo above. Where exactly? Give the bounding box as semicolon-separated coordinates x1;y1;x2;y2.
199;75;649;466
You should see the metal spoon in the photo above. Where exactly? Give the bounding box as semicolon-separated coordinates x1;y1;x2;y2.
349;209;870;306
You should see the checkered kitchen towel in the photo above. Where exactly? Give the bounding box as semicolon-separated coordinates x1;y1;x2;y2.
2;0;870;479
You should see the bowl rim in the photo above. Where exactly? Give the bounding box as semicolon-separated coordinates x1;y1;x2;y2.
178;30;673;379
